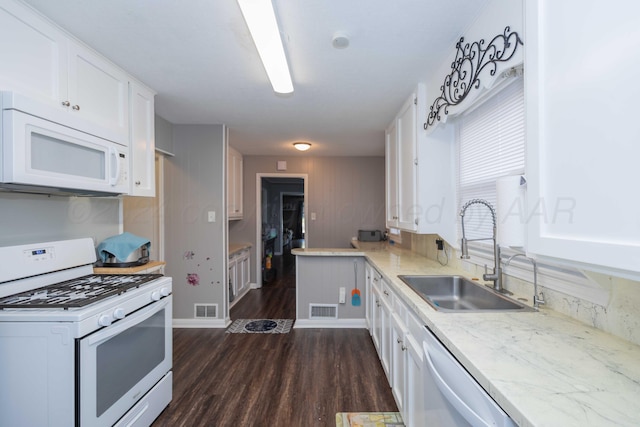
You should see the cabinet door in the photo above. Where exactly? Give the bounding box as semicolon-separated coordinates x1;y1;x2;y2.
396;93;418;231
525;0;640;275
227;146;243;220
233;151;243;217
67;40;129;145
379;289;392;382
365;263;374;331
238;251;250;294
371;285;382;356
0;1;67;105
385;122;398;228
391;312;407;413
228;256;237;304
129;81;156;197
404;332;426;427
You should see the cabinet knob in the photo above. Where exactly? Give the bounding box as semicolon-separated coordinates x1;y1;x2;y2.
72;104;80;111
61;100;70;107
135;181;141;185
383;290;389;296
397;338;402;344
401;345;407;351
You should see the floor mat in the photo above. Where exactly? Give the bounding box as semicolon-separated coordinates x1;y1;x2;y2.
335;412;404;427
225;318;293;334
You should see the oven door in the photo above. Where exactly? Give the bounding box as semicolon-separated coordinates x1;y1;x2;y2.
79;297;172;427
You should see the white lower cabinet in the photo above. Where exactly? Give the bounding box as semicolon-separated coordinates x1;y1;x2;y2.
379;287;392;382
366;261;427;427
228;249;250;307
237;249;250;296
391;311;407;413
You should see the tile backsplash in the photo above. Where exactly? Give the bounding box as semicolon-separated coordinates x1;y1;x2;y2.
411;234;640;347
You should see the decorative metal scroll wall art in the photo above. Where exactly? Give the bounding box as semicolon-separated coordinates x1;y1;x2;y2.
424;26;523;130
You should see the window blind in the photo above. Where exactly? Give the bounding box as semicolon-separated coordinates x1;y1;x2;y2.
457;77;525;243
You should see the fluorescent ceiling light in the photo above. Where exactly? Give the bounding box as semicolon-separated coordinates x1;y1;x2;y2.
293;142;311;151
237;0;293;94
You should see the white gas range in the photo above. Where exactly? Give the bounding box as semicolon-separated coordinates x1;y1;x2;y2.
0;238;173;427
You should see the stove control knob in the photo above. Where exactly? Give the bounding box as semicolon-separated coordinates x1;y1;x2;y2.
113;308;125;319
151;291;161;301
98;315;112;327
160;287;170;297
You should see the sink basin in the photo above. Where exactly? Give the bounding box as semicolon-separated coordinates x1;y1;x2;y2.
398;275;535;312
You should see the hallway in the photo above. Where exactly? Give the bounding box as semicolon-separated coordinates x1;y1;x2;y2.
231;248;297;319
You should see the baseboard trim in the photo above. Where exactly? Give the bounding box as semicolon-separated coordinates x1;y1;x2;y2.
173;318;231;328
294;318;367;329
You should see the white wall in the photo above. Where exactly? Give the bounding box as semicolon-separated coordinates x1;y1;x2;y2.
0;192;120;248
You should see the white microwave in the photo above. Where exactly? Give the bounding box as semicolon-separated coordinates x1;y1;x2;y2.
0;92;129;196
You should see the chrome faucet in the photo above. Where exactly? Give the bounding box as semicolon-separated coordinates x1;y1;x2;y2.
504;254;545;309
459;199;503;293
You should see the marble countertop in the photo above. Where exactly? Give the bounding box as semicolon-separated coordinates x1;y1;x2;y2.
293;242;640;426
229;242;252;256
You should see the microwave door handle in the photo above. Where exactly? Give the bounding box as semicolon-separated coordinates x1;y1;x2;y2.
109;147;120;186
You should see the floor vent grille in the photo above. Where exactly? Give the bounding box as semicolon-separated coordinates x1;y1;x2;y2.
309;304;338;319
194;304;218;318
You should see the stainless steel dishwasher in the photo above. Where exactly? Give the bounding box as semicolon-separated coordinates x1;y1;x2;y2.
422;326;516;426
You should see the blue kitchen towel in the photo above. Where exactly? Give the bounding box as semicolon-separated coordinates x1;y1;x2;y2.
97;232;150;262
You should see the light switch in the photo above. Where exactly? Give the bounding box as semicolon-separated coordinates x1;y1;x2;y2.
311;212;317;221
207;211;216;222
339;287;346;304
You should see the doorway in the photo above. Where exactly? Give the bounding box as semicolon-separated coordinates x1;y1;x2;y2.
255;174;308;288
281;192;305;253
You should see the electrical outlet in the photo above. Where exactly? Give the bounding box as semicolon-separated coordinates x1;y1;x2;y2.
207;211;216;222
435;239;444;250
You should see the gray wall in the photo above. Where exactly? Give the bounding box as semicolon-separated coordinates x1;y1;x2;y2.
0;192;120;248
164;125;226;320
296;256;366;320
228;155;385;284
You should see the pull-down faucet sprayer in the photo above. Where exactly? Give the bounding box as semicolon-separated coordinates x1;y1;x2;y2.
459;199;504;293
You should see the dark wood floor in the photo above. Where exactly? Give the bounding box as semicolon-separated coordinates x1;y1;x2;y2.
152;249;397;427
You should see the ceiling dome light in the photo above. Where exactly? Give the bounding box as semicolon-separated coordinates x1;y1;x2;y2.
332;32;350;49
293;142;311;151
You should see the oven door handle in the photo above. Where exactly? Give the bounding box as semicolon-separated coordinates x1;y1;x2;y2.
86;298;170;346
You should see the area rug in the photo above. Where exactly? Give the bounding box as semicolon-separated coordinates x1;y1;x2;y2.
225;318;293;334
335;412;404;427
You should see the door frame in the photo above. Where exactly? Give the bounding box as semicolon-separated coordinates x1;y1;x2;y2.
255;173;308;288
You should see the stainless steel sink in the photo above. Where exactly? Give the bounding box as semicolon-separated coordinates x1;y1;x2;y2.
398;275;535;312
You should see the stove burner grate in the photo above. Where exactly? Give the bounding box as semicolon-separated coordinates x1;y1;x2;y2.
0;274;163;309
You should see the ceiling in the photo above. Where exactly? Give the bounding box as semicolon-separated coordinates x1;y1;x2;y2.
23;0;488;156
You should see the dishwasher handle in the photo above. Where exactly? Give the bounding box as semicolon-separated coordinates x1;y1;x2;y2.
423;340;490;427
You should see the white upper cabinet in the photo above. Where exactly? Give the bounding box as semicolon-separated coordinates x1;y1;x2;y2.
525;0;640;276
0;1;129;146
0;0;66;105
66;40;130;145
385;84;457;243
396;93;418;232
385;120;399;228
129;81;156;197
386;89;417;231
227;145;243;220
